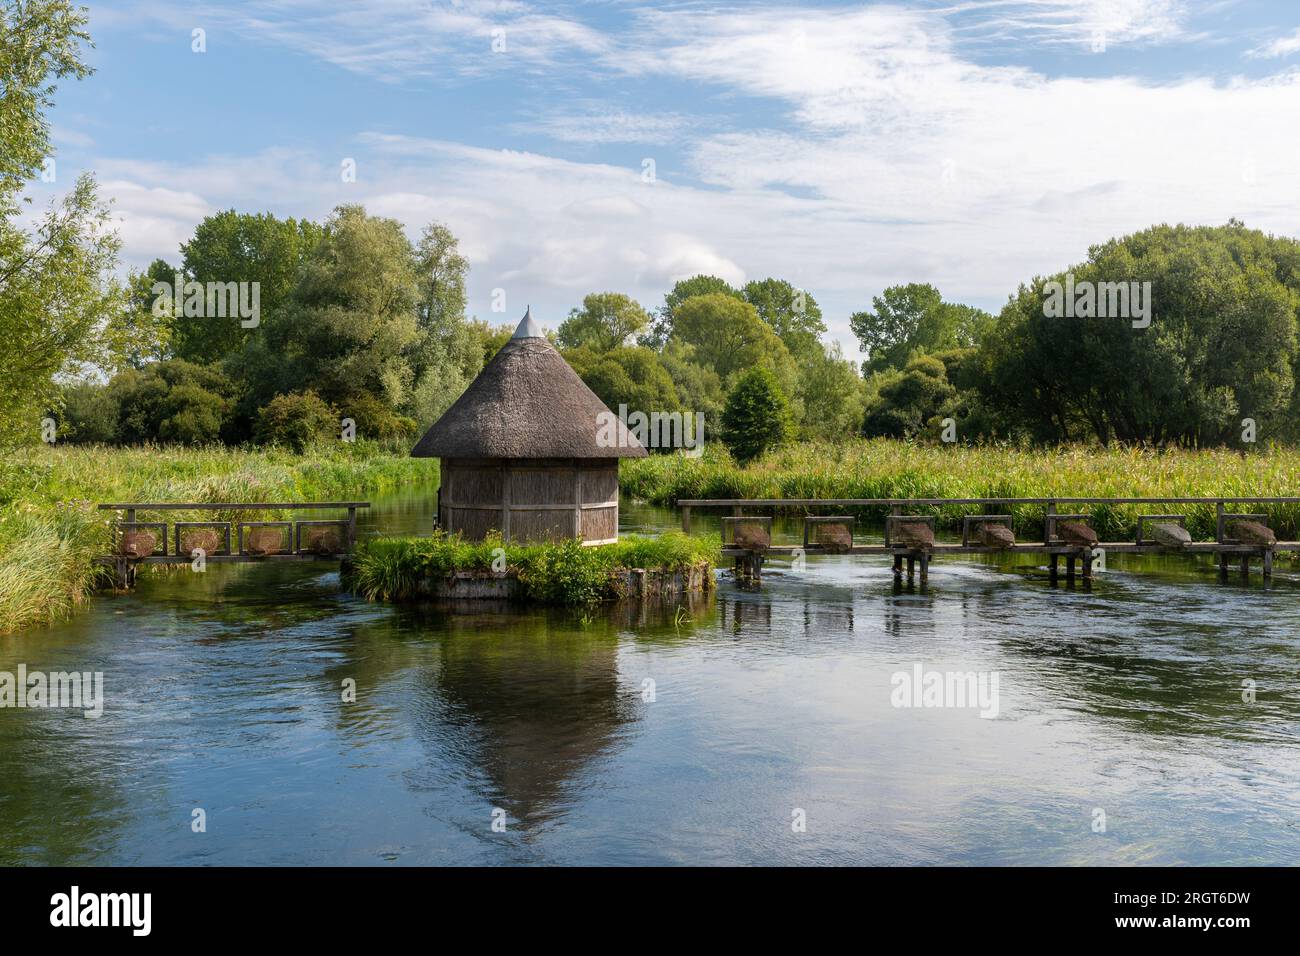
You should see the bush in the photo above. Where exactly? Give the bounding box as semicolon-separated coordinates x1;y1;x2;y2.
58;381;119;444
721;366;793;463
255;390;338;451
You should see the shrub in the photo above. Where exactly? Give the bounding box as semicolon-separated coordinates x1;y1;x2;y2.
255;390;338;451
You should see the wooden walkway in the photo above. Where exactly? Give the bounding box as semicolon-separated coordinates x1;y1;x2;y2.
676;496;1299;587
96;502;369;588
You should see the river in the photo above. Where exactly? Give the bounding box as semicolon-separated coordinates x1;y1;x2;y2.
1;491;1297;865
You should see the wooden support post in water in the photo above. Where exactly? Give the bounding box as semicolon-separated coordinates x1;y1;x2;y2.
1240;555;1250;581
906;555;915;581
1082;548;1093;590
1219;553;1229;578
919;553;929;586
681;505;691;535
1263;550;1273;580
1049;553;1059;585
1066;555;1076;586
892;554;903;577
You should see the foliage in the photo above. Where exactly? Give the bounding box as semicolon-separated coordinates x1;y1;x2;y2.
620;438;1300;540
407;222;480;427
566;344;681;418
558;292;651;352
721;366;793;463
977;222;1300;447
174;210;324;364
246;205;420;417
850;283;993;376
0;443;437;633
345;531;719;606
862;354;956;439
742;277;826;362
108;358;235;445
254;390;338;452
669;293;796;392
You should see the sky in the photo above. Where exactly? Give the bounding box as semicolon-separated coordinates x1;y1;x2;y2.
34;0;1300;361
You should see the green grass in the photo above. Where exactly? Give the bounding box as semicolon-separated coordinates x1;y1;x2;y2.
620;439;1300;540
344;531;719;605
0;441;437;634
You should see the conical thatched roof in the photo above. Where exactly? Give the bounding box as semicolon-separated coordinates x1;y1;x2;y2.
411;309;647;459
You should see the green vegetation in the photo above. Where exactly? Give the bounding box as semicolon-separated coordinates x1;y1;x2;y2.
620;440;1300;540
721;367;793;463
0;443;436;633
345;531;719;606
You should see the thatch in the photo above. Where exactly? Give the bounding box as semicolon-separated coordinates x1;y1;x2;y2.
304;526;342;555
1057;520;1098;547
813;522;853;554
1231;520;1275;546
975;522;1015;549
411;310;647;460
180;528;221;555
893;521;934;550
246;527;286;556
119;530;157;559
733;523;770;552
1149;522;1191;549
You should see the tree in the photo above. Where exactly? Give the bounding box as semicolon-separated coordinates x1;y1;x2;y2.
407;222;480;426
862;354;956;439
669;293;795;387
722;366;793;463
175;210;324;364
108;359;235;445
977;222;1300;446
0;1;120;446
849;283;993;375
558;292;651;352
249;205;420;418
643;274;743;348
742;278;826;363
798;343;866;441
565;345;680;416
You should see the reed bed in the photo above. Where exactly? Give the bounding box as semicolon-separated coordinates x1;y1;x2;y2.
345;531;719;606
0;442;437;634
620;440;1300;541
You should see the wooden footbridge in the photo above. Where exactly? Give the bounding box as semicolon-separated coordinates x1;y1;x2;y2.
677;496;1300;588
96;502;368;588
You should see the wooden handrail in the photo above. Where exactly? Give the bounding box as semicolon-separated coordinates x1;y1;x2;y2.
675;496;1300;507
98;502;370;510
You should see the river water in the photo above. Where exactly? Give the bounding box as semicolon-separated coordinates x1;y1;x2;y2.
2;491;1297;865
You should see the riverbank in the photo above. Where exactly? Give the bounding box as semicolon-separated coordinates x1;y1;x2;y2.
344;532;718;605
620;440;1300;539
0;443;438;634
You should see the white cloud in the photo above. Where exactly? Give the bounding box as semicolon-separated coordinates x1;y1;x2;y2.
85;2;1300;360
1248;27;1300;59
517;109;696;145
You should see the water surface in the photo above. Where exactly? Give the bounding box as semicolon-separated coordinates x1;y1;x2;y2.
1;494;1297;865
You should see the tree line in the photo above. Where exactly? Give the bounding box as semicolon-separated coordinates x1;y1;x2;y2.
8;3;1300;460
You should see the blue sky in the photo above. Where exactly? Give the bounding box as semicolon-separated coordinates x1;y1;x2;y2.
36;1;1300;359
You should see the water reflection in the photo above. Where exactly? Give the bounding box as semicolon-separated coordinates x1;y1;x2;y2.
0;495;1296;864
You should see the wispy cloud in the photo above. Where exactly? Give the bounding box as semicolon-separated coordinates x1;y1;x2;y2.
1247;26;1300;59
514;108;697;145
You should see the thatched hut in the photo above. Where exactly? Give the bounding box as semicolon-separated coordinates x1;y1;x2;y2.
411;309;646;544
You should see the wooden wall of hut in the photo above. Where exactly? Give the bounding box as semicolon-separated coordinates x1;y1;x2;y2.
437;457;620;544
